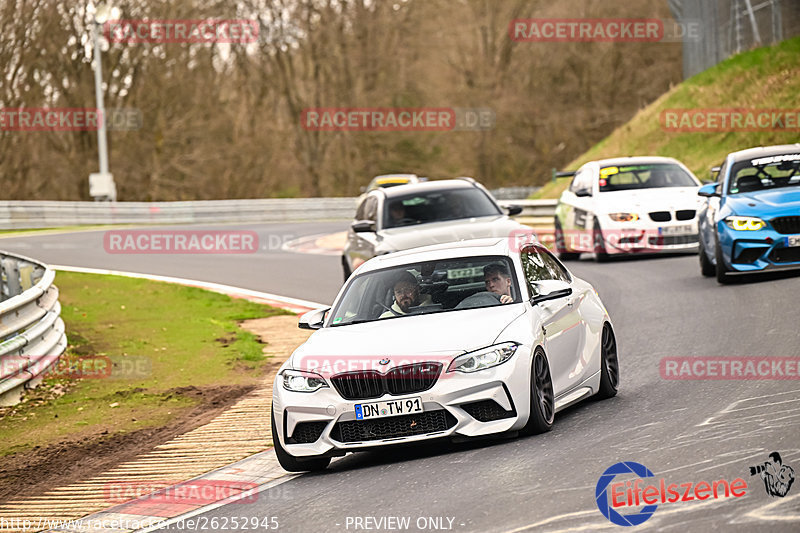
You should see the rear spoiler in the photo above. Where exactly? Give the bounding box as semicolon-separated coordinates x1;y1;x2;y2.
552;169;576;181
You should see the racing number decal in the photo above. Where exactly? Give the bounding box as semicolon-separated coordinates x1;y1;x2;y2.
574;209;589;230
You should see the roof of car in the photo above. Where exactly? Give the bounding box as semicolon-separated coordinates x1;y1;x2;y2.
726;144;800;163
358;237;515;272
589;156;682;168
379;179;478;198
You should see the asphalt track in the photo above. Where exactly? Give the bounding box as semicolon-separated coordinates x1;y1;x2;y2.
3;222;800;532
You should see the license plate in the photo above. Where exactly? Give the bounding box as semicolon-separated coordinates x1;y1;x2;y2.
660;224;693;235
355;397;423;420
788;235;800;247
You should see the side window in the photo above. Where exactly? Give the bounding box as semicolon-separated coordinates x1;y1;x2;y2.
355;199;368;220
568;169;584;193
521;246;571;294
540;249;571;282
570;167;592;194
716;161;727;183
364;197;378;222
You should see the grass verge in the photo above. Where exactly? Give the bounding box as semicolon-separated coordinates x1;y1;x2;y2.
0;271;290;457
532;36;800;199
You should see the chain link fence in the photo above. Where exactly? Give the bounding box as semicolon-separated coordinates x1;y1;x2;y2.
670;0;800;78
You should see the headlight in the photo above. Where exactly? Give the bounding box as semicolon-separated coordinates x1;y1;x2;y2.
608;213;639;222
448;342;519;373
725;216;766;231
282;369;328;392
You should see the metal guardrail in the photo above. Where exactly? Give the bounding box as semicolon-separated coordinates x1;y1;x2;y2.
0;196;557;230
498;199;558;227
0;251;67;406
0;199;360;230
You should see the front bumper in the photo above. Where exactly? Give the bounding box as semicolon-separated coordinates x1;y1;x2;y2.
272;348;534;457
600;219;699;255
718;222;800;272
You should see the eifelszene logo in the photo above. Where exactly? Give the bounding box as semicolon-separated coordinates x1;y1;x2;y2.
595;461;747;526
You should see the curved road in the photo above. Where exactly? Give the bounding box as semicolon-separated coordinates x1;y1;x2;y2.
2;223;799;532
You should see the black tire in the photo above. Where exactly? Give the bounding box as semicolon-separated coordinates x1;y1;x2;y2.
714;234;731;284
593;217;610;263
554;219;580;261
341;255;352;283
698;235;715;277
595;323;619;400
271;408;331;472
521;348;554;436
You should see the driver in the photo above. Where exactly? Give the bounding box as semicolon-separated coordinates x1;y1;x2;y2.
484;264;513;304
388;201;406;225
380;271;432;317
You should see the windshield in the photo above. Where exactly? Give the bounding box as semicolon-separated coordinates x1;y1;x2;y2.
329;256;520;327
383;188;501;228
598;163;698;192
727;153;800;194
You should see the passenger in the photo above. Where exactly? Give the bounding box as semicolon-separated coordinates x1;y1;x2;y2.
484;264;513;304
380;271;422;318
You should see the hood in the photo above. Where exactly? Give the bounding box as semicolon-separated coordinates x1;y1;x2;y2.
379;217;524;251
288;304;526;374
725;188;800;218
596;187;701;214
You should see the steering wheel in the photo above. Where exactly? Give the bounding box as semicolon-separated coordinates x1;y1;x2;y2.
455;291;502;309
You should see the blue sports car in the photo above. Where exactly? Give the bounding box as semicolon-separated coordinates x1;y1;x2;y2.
698;144;800;283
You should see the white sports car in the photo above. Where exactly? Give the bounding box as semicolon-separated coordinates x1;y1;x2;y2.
271;238;619;471
555;157;702;261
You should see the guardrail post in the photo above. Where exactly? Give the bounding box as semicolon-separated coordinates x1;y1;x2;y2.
2;258;21;299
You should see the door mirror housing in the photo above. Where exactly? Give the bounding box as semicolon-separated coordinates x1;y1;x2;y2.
530;280;573;305
506;205;523;216
574;188;592;198
351;220;376;233
698;183;720;198
299;307;330;330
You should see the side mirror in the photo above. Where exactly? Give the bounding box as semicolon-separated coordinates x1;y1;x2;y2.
299;307;330;330
698;183;720;198
530;280;573;305
360;186;367;193
506;205;523;216
351;220;376;233
574;188;592;198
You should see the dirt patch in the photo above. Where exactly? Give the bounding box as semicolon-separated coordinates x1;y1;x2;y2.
0;384;253;503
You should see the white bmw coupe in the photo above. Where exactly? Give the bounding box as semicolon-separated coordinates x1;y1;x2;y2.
271;238;619;471
555;156;702;261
